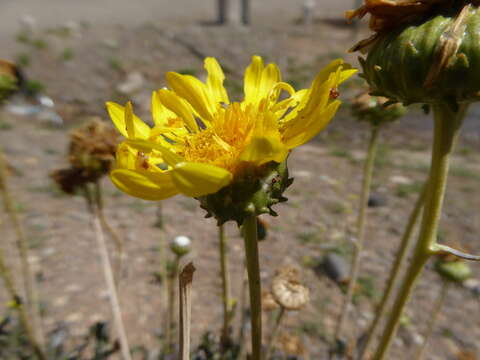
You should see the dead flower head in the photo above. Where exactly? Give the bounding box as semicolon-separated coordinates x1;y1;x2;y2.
271;265;310;310
262;291;280;312
346;0;446;51
51;117;120;194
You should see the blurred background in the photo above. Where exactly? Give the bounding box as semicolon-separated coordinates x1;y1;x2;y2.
0;1;479;359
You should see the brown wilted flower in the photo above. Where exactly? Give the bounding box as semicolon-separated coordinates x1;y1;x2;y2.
346;0;446;51
262;291;279;312
271;265;310;310
51;117;120;194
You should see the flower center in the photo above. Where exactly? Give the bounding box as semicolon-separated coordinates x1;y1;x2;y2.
180;102;255;173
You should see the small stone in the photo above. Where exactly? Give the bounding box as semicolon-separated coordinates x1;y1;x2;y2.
463;278;480;291
389;175;413;185
117;72;145;95
320;253;350;284
368;193;387;208
293;170;312;179
65;312;82;323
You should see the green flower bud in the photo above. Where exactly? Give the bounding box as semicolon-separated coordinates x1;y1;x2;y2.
435;260;472;283
360;4;480;105
198;161;293;226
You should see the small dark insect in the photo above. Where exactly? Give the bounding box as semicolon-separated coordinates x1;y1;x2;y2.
330;87;340;99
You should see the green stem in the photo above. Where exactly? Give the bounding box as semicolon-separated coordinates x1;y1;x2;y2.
243;215;262;360
265;307;285;360
165;255;180;354
218;224;232;347
334;125;380;343
372;103;466;360
358;184;427;359
414;280;450;360
0;246;46;360
0;149;44;350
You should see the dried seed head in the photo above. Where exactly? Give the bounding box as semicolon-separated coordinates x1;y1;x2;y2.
51;117;120;194
271;265;310;310
262;291;279;312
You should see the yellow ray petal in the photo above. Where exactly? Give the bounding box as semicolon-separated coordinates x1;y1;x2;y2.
151;91;178;126
156;89;199;132
239;135;289;165
111;169;178;201
166;72;215;122
205;57;229;105
283;100;341;149
171;162;232;197
243;56;281;106
106;101;150;139
125;139;184;167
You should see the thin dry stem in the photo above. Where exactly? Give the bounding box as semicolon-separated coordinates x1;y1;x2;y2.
90;204;132;360
0;149;45;349
0;244;46;360
179;262;195;360
334;126;380;345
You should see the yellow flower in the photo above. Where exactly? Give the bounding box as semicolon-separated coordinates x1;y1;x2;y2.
107;56;356;201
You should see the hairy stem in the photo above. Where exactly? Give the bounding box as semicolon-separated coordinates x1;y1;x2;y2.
372;103;466;360
243;215;262;360
358;184;427;359
334;125;380;343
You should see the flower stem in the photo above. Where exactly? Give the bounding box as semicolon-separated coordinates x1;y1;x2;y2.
92;206;131;360
94;181;125;284
414;280;450;360
358;184;427;359
218;224;232;347
334;125;380;343
265;307;285;360
166;255;180;354
0;148;45;350
372;103;466;360
0;246;46;360
243;215;262;360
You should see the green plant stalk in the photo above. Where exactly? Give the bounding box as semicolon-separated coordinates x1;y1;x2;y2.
156;202;169;350
243;215;262;360
334;125;380;343
265;307;285;360
165;255;180;354
0;246;46;360
0;149;45;349
218;224;232;347
372;103;467;360
358;184;427;359
414;280;450;360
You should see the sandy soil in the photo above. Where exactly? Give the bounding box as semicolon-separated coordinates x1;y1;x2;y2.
0;2;479;360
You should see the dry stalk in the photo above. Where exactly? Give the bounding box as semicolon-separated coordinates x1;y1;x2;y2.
90;203;132;360
0;149;45;349
179;262;195;360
